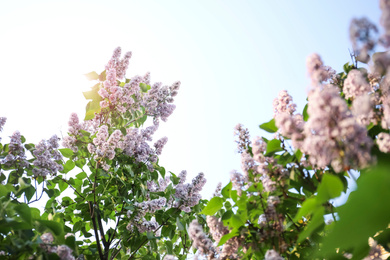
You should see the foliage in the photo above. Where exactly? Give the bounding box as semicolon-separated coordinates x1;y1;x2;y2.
0;48;207;260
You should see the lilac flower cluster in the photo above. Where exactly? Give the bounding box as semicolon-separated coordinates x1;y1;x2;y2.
377;132;390;153
97;47;179;124
123;124;167;171
205;216;241;260
352;95;378;126
349;17;378;62
234;124;250;153
32;135;63;177
380;0;390;47
40;233;75;260
343;69;371;99
303;87;373;172
0;117;6;142
174;172;206;212
273;90;297;115
206;216;228;245
188;220;216;260
306;53;337;85
126;197;166;233
273;90;304;148
105;47;132;81
62;113;92;152
265;249;284;260
1;131;28;168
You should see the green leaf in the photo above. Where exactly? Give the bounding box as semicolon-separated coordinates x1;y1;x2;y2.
259;118;278;133
165;240;173;255
0;183;15;197
294;198;319;222
62;160;75;173
59;148;74;158
217;229;239;246
265;139;283;156
84;71;99;81
297;206;325;243
200;197;223;215
302;104;309;121
76;172;87;180
84;100;101;120
221;182;232;199
316;174;343;204
140;83;148;92
176;217;185;231
58;180;68;192
319;165;390;257
14;203;32;224
37;220;64;236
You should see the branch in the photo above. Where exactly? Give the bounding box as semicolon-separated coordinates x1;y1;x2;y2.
89;201;105;260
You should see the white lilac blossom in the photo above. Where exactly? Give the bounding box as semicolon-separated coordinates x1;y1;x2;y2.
234;124;250;153
163;255;176;260
252;136;267;162
377;132;390;152
265;249;284;260
380;0;390;47
188;220;216;259
306;53;337;85
349;17;378;62
32;135;63;177
302;87;373;172
343;69;371;99
174;172;206;212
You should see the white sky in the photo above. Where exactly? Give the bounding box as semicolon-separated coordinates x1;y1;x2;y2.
0;1;381;199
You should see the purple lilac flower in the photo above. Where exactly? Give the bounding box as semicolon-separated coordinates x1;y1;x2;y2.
234;124;250;153
33;135;63;177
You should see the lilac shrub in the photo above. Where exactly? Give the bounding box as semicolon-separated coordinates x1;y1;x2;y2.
0;47;206;259
190;1;390;259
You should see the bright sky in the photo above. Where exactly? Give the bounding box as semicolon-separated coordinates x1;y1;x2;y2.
0;1;381;199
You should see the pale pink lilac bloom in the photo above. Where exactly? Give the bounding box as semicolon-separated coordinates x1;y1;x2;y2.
273;90;296;115
234;124;250;153
343;69;371;99
377;132;390;153
265;249;284;260
306;53;336;85
349;17;378;62
57;245;75;260
352;95;377;126
303;87;373;172
188;220;216;259
230;170;244;196
380;0;390;47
